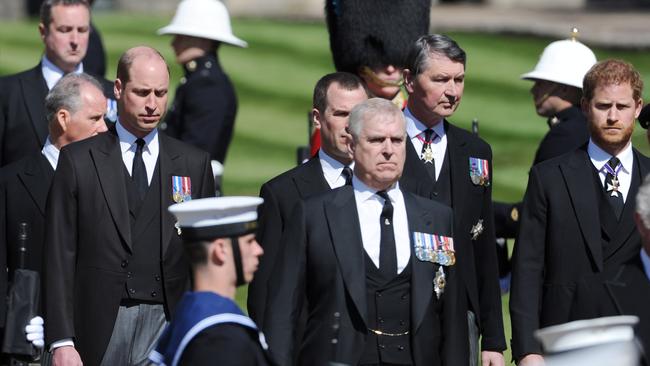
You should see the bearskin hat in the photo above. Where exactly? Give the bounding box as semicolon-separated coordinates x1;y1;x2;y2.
325;0;431;73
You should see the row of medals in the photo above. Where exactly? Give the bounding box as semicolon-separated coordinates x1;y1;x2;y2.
172;191;191;203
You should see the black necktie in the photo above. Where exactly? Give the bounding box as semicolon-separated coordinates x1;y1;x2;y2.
377;191;397;279
420;128;437;181
132;138;148;201
604;157;624;220
342;166;353;186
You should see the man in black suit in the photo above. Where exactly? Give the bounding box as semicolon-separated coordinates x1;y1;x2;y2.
43;46;214;366
571;175;650;365
399;34;506;365
247;72;369;326
0;0;116;168
510;59;650;366
264;98;467;365
0;73;108;339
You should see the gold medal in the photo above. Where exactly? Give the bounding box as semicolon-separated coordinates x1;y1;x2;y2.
447;251;456;266
173;191;183;203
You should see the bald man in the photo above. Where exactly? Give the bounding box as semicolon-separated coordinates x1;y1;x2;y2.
43;46;215;366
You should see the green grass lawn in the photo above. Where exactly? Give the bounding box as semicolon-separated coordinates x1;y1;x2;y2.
3;12;650;362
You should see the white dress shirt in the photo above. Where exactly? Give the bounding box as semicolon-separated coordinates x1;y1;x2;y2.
404;107;447;181
116;120;159;184
41;137;59;170
353;177;411;274
41;55;83;90
588;139;633;203
319;149;354;189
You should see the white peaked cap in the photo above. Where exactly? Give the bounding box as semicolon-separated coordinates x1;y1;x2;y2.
535;315;639;353
521;38;596;89
158;0;248;48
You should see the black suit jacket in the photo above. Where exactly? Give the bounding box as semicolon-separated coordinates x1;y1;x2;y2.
0;153;54;323
263;186;468;366
571;255;650;365
0;65;115;167
248;156;330;326
43;129;214;366
162;54;237;164
510;146;650;359
400;121;506;351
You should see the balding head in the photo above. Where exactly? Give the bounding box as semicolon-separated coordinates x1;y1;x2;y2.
116;46;169;86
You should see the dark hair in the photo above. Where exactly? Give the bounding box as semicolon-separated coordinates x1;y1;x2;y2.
116;46;169;85
313;72;369;113
184;240;211;267
406;34;466;77
40;0;90;29
583;59;643;102
45;72;103;124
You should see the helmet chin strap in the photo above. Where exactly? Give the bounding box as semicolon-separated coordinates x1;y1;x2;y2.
230;236;246;287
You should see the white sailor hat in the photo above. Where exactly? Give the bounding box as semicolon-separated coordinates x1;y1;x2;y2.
168;196;263;241
157;0;248;48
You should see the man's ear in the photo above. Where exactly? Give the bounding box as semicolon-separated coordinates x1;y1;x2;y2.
580;97;589;116
56;109;71;133
114;78;123;101
403;69;415;94
312;108;322;130
209;238;229;265
38;23;47;42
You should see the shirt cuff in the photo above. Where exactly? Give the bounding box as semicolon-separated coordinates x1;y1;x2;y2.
50;339;75;352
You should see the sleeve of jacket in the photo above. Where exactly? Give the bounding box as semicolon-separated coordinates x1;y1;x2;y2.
509;166;547;360
477;151;507;351
178;77;237;164
247;182;282;326
43;149;79;345
263;201;307;366
197;150;216;198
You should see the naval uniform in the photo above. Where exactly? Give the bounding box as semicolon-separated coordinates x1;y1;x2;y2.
162;53;237;164
150;291;271;366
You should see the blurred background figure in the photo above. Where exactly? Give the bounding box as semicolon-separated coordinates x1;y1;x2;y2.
82;0;107;77
159;0;246;172
493;30;597;292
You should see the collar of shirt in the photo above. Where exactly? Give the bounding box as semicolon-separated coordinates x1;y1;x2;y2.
588;138;633;202
41;55;83;90
404;107;447;180
352;176;411;274
116;120;159;184
640;248;650;282
319;149;354;189
41;136;59;170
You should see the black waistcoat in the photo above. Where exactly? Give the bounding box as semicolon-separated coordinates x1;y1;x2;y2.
360;253;414;365
122;162;164;303
430;151;452;207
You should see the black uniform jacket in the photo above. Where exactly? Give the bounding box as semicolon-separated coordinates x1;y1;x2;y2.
510;146;650;359
0;153;54;322
0;65;115;167
263;186;468;366
162;54;237;164
571;254;650;365
400;120;506;352
42;128;214;366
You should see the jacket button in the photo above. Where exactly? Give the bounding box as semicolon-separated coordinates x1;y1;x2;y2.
376;292;382;297
400;320;406;326
151;291;157;297
127;272;132;279
129;288;135;294
398;345;405;351
155;275;161;281
121;260;129;268
331;338;338;344
379;344;386;349
433;191;439;196
401;294;407;300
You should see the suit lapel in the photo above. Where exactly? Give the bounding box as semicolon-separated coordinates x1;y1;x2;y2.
19;67;49;147
17;154;54;215
445;123;468;221
403;193;435;333
91;131;132;250
560;148;603;270
293;157;330;198
159;134;181;256
325;186;368;326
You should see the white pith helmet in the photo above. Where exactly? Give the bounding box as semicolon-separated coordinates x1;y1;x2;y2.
521;28;596;89
158;0;248;48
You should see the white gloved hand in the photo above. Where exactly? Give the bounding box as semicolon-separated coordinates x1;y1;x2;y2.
25;316;44;349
